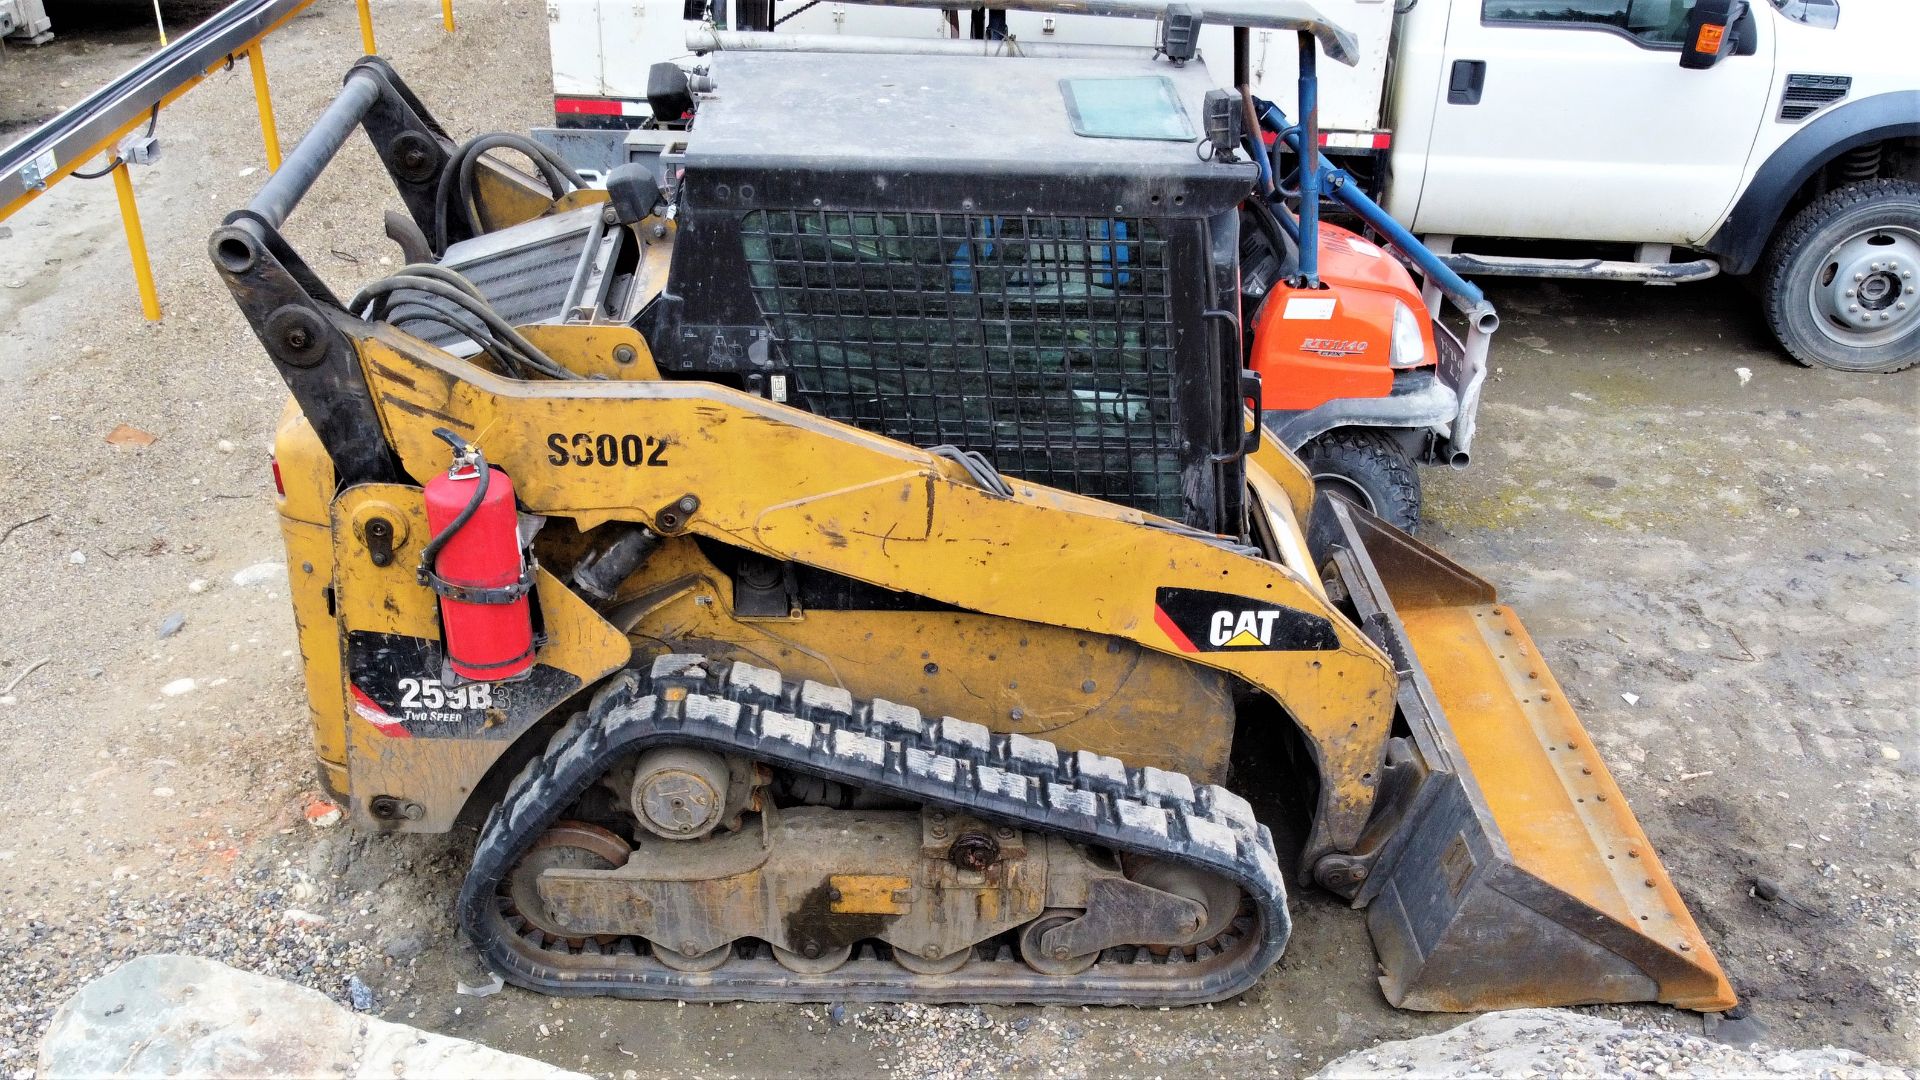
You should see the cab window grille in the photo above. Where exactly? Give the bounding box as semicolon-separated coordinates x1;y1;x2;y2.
741;209;1184;518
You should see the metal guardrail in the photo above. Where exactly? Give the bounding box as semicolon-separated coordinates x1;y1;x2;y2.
0;0;457;320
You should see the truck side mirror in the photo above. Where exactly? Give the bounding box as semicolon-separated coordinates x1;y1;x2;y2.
1680;0;1750;69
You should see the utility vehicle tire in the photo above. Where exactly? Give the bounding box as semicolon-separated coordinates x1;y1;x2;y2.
1761;179;1920;373
1300;428;1421;536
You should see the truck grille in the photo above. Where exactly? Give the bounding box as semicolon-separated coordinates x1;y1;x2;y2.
741;209;1185;519
1779;74;1850;122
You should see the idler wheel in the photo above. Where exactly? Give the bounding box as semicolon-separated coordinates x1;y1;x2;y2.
504;820;630;940
1018;909;1099;977
1128;857;1242;946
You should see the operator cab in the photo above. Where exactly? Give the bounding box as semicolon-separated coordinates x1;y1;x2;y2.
635;49;1261;535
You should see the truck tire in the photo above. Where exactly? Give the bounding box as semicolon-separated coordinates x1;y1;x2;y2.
1761;179;1920;373
1300;428;1421;535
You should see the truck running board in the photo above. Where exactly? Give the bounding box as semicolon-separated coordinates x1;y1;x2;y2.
1435;251;1721;284
1321;499;1737;1012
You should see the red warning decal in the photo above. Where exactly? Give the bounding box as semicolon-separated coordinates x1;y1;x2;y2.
350;684;411;739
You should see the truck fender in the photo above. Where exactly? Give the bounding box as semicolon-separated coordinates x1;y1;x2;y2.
1703;91;1920;276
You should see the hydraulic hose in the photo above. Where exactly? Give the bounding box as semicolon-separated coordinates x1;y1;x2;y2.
417;428;490;586
432;132;579;254
379;304;531;379
351;272;582;381
362;263;540;379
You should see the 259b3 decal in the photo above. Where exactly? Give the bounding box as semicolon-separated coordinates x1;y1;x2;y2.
546;432;670;468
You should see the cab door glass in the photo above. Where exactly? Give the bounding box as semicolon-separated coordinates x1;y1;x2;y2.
1482;0;1699;47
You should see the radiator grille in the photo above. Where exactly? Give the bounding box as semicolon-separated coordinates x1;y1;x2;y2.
393;213;597;351
741;209;1185;519
1779;74;1851;122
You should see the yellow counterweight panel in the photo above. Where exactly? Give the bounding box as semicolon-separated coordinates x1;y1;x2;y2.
327;484;632;830
272;403;347;793
349;326;1399;858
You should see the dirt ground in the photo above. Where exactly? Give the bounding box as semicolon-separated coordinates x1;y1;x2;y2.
1;2;1915;1076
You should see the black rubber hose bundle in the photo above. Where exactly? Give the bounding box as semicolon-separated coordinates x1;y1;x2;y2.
432;132;580;255
349;264;582;381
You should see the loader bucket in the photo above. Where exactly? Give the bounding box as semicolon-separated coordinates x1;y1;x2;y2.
1320;498;1737;1013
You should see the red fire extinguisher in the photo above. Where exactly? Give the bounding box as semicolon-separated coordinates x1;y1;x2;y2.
419;429;536;683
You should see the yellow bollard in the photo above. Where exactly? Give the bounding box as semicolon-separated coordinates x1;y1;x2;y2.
246;47;282;173
355;0;376;55
441;0;454;32
110;159;163;322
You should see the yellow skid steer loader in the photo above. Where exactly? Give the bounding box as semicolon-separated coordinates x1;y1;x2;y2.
212;2;1735;1012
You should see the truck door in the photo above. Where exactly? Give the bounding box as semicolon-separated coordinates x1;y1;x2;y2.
1408;0;1775;245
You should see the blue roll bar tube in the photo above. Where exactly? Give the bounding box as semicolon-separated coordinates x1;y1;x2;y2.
1293;31;1320;289
1252;97;1498;334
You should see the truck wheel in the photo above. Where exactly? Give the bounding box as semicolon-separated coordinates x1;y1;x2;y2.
1300;429;1421;534
1761;179;1920;373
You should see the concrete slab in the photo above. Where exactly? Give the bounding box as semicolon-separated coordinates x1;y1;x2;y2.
38;955;586;1079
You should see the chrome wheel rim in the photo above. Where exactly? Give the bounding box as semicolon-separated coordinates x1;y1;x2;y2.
1808;224;1920;348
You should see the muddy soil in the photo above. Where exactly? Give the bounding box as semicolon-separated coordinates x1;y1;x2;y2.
0;3;1914;1075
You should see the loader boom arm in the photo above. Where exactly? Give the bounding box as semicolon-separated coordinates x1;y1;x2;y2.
305;318;1400;870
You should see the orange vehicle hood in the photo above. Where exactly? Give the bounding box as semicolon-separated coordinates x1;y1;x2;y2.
1251;223;1439;414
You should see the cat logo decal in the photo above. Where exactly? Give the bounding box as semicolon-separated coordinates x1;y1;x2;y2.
1151;587;1340;653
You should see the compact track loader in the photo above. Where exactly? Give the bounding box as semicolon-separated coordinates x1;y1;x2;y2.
215;0;1736;1012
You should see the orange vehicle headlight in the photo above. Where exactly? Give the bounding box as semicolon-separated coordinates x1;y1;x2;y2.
1389;301;1428;368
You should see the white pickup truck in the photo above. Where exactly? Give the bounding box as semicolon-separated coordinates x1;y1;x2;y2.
543;0;1920;371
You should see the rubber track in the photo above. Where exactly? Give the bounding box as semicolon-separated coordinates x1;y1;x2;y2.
458;654;1291;1005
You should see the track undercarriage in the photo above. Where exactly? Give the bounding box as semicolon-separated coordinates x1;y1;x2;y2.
465;655;1283;1004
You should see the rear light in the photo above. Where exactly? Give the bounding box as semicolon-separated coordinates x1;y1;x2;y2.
270;457;285;496
1389;302;1428;368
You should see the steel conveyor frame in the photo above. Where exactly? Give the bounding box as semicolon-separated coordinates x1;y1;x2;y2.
0;0;317;220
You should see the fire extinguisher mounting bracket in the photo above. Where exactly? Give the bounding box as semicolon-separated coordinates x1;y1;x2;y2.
420;562;539;605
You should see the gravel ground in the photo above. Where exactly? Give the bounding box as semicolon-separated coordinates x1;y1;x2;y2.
1;2;1915;1076
1315;1010;1909;1079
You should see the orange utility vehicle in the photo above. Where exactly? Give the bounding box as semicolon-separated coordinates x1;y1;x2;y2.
1235;85;1497;535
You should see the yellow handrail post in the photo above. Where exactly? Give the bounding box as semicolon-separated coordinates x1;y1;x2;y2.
355;0;376;54
441;0;455;32
246;47;283;172
110;159;163;322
